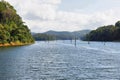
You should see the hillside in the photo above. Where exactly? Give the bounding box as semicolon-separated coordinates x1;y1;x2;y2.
45;30;74;40
32;30;91;41
0;1;34;46
85;21;120;41
45;30;91;40
33;33;55;41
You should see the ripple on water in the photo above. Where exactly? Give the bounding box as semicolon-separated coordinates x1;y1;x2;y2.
0;41;120;80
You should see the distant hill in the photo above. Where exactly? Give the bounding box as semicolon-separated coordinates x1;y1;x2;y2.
72;30;91;40
32;33;55;41
44;30;73;40
32;30;91;41
45;30;91;40
0;1;34;46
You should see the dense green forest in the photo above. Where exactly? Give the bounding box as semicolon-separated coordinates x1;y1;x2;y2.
33;33;55;41
0;0;34;46
85;21;120;41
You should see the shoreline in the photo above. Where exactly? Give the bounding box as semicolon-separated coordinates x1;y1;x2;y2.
0;42;34;47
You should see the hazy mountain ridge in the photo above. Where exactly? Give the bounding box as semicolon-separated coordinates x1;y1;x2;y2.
32;30;91;41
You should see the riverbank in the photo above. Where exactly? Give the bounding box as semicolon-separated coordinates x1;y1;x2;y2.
0;41;34;47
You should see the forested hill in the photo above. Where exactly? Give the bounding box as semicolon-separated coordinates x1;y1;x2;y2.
0;0;34;46
45;30;90;40
85;21;120;41
32;30;91;41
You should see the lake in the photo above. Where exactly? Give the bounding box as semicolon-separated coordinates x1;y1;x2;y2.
0;40;120;80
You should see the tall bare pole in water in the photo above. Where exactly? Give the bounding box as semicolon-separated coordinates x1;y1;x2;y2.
71;39;72;44
88;40;90;44
74;33;77;47
87;34;90;44
75;37;76;47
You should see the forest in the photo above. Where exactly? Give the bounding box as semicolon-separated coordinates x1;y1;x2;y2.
85;21;120;41
32;30;90;41
0;0;34;46
33;33;56;41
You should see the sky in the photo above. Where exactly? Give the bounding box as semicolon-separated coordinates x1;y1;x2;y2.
5;0;120;32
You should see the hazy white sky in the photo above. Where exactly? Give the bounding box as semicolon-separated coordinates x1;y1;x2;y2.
5;0;120;32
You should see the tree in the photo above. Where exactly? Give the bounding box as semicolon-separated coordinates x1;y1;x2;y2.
85;21;120;41
115;21;120;27
0;1;34;45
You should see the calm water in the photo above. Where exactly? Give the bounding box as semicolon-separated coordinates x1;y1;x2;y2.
0;41;120;80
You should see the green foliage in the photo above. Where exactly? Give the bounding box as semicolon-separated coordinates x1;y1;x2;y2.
85;21;120;41
0;1;34;44
115;21;120;27
33;33;55;41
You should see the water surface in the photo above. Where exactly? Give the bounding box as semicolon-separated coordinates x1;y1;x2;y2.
0;41;120;80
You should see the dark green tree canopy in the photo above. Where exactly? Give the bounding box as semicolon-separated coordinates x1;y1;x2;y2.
0;0;34;44
115;21;120;27
85;21;120;41
33;33;56;41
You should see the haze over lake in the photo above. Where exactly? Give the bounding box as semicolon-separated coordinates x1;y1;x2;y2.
0;41;120;80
